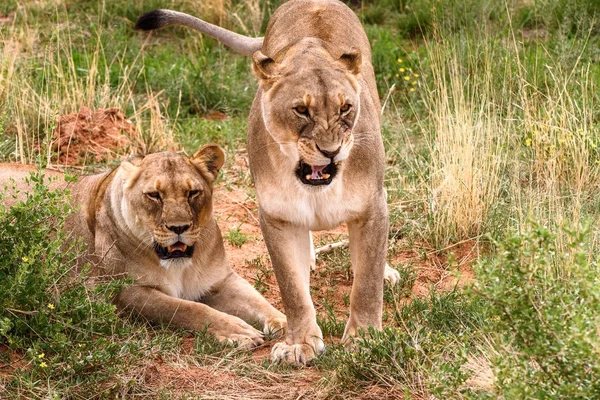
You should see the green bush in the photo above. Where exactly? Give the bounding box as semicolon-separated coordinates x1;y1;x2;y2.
477;223;600;398
0;171;132;397
319;289;483;397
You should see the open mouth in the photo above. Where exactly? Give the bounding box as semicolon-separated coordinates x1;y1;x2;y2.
154;241;194;260
295;160;339;186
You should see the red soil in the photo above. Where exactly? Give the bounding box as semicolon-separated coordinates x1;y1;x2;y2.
52;107;136;165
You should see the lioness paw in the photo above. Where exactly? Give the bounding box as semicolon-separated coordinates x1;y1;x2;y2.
384;263;401;286
212;318;264;349
219;332;264;349
270;328;325;365
271;342;317;365
263;314;287;337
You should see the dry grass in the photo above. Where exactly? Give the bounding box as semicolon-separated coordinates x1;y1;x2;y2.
424;51;511;245
0;6;179;164
506;22;600;253
399;36;514;247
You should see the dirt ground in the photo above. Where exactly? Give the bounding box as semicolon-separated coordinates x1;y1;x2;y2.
51;107;136;165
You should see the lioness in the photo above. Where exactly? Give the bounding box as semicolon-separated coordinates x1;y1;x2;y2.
0;145;286;348
136;0;398;364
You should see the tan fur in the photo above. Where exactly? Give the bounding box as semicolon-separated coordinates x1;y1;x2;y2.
137;0;392;364
0;145;286;348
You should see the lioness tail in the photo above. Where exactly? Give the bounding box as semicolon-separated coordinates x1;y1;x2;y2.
136;9;263;57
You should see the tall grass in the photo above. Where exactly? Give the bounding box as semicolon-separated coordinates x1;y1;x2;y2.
0;4;177;164
394;21;600;250
420;40;511;246
508;31;600;252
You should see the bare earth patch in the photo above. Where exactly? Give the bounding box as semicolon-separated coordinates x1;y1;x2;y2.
52;107;135;166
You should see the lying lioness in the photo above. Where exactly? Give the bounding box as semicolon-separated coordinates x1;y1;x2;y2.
0;145;286;348
136;0;398;364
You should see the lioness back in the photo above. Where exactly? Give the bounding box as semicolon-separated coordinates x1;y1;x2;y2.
262;0;379;112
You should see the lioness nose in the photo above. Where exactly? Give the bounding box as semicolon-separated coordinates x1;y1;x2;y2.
167;225;190;234
316;145;341;159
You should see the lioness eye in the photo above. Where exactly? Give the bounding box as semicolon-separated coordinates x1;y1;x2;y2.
340;104;352;113
294;106;309;116
146;192;161;200
189;190;200;199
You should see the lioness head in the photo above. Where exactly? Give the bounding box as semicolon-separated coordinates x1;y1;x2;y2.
117;144;225;267
252;38;361;186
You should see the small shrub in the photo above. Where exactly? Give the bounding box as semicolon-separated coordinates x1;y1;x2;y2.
0;171;132;397
317;299;346;338
247;255;271;294
476;223;600;398
384;263;417;301
319;289;483;397
225;226;249;247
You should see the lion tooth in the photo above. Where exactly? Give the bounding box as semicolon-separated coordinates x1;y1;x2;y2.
322;174;330;179
335;162;340;166
305;174;312;180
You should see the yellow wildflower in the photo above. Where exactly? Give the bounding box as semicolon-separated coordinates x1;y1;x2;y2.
397;58;403;63
394;73;399;78
411;80;417;85
47;304;55;310
413;73;420;78
409;88;415;92
38;353;45;359
525;138;532;147
39;362;47;368
399;68;406;73
22;257;29;263
404;76;410;81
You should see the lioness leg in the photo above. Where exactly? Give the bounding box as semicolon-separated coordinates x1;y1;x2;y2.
384;263;401;286
259;212;324;365
309;231;316;271
202;272;286;336
343;194;388;341
116;286;264;348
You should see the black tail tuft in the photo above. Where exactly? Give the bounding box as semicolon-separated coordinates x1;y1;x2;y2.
135;10;167;31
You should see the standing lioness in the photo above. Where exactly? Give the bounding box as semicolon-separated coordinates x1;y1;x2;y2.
0;145;285;348
136;0;395;364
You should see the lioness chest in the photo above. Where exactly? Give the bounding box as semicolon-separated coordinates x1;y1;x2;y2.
256;173;367;230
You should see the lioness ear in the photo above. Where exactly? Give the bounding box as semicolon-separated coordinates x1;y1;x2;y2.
119;159;142;188
191;144;226;183
339;49;362;75
252;51;277;81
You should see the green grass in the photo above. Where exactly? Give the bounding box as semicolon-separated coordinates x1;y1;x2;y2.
1;0;600;398
247;255;273;295
224;225;250;247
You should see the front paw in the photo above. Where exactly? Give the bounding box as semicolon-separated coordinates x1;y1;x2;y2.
271;342;317;365
270;325;324;365
209;316;264;349
263;312;287;337
384;263;401;286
